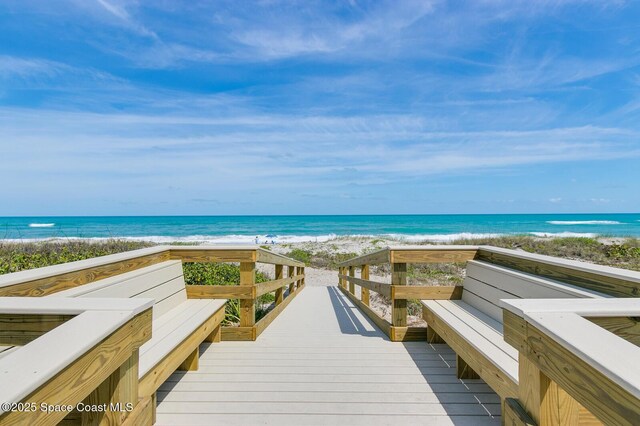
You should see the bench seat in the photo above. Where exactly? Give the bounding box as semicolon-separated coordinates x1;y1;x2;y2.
422;299;518;398
48;260;227;398
421;259;609;399
138;298;225;396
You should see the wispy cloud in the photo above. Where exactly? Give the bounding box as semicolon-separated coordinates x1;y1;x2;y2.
0;1;639;214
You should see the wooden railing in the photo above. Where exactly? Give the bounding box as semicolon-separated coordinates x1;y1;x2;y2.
171;246;305;341
501;298;640;426
336;246;476;341
0;245;306;341
0;297;154;425
337;244;640;342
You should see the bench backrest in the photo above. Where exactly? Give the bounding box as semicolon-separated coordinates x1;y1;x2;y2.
50;260;187;318
462;260;609;322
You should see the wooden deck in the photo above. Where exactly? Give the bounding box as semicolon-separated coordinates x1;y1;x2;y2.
156;286;500;425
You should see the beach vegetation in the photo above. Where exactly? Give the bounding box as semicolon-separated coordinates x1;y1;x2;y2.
286;248;312;264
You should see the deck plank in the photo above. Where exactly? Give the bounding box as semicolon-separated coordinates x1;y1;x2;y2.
156;286;500;425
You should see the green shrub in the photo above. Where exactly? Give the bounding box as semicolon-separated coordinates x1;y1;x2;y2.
286;248;311;264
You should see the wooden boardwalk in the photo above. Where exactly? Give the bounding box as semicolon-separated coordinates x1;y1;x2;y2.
156;286;500;425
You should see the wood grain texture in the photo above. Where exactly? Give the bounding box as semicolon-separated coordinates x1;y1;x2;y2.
389;326;428;342
186;284;255;300
0;311;150;426
256;249;305;267
503;398;536;426
288;266;295;294
361;265;370;306
274;265;284;305
588;316;640;347
518;353;582;426
0;251;170;297
170;249;255;263
221;326;255;341
391;249;477;264
255;275;303;297
0;314;73;346
338;274;391;298
336;249;390;267
476;248;640;297
179;347;199;371
522;323;640;425
348;266;355;295
393;285;462;300
80;349;139;425
205;324;221;343
391;263;407;327
239;262;256;328
122;396;153;426
503;310;527;353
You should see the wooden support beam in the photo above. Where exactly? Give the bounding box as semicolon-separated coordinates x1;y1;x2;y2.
274;265;284;305
457;354;480;380
361;265;370;306
80;349;139;425
426;326;445;344
338;274;391;298
391;262;407;327
0;313;74;346
239;262;256;328
205;324;221;343
518;354;580;426
288;266;295;293
348;266;355;295
503;398;536;426
178;347;199;371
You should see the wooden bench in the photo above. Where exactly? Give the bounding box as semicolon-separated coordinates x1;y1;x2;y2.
421;259;609;399
0;297;154;425
49;260;226;400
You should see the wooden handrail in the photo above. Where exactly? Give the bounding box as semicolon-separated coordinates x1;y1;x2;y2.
337;245;640;342
0;246;306;342
255;274;305;297
338;274;391;298
336;247;475;341
502;298;640;425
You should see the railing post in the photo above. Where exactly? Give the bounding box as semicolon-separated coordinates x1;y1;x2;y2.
240;261;256;327
288;266;295;293
300;267;305;287
274;264;284;305
518;354;580;425
391;262;407;327
348;266;355;294
361;265;370;306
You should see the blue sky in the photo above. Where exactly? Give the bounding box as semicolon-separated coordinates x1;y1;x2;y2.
1;0;639;215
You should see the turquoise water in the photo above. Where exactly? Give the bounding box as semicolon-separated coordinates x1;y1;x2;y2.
1;214;639;243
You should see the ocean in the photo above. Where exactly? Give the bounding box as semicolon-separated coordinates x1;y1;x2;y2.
1;214;639;244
